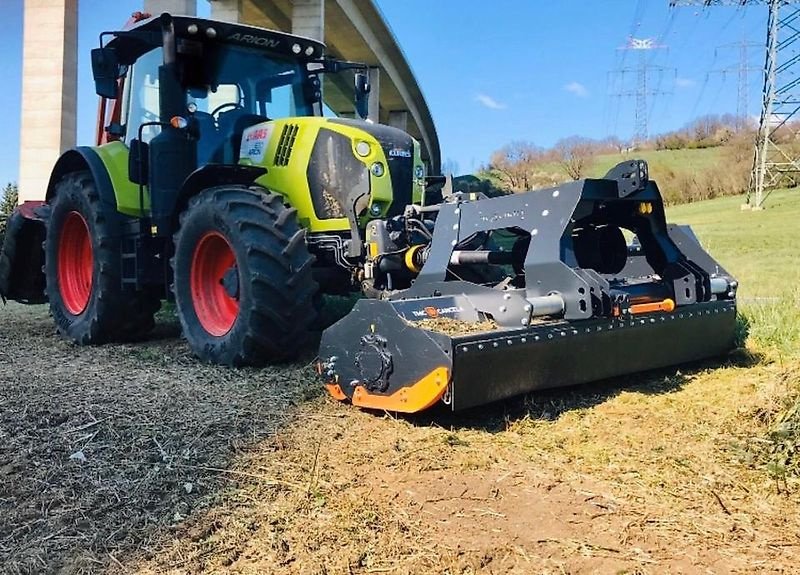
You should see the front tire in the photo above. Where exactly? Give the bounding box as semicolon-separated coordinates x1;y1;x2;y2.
45;171;160;344
172;186;318;365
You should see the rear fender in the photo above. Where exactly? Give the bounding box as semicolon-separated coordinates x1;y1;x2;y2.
0;202;48;303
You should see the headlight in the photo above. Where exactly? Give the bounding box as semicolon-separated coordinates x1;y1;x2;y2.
370;162;385;177
355;141;371;157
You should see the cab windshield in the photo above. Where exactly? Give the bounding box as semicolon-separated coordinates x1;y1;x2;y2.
123;44;313;163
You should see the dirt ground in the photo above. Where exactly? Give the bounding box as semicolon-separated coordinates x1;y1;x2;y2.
2;302;799;574
0;303;317;574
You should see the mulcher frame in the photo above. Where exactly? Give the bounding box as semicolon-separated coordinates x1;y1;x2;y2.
318;160;739;413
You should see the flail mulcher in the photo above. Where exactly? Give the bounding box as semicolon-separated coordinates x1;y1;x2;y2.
317;161;739;413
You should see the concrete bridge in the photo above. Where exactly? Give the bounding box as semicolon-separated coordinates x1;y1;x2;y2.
19;0;439;202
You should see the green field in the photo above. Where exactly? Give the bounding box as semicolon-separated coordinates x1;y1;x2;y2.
589;147;726;178
668;188;800;357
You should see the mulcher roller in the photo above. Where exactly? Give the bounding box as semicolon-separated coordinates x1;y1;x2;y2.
318;161;738;413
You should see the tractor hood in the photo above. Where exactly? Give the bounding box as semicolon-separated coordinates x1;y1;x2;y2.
238;117;424;235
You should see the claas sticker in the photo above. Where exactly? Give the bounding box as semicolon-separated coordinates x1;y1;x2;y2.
241;124;273;163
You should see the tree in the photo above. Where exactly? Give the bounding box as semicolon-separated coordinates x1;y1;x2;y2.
0;182;19;246
554;136;595;180
486;141;548;192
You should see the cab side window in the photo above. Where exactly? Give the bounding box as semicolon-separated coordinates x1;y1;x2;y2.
122;48;163;144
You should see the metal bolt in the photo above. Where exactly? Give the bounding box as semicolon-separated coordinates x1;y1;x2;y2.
552;190;560;197
499;306;507;313
503;293;512;300
521;318;529;325
523;304;532;312
542;209;549;217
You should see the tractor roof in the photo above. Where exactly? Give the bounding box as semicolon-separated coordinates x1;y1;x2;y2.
103;14;326;65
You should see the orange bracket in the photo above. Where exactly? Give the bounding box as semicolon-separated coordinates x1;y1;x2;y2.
351;367;450;413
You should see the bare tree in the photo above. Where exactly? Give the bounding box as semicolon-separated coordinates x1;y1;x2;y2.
554;136;595;180
487;141;547;192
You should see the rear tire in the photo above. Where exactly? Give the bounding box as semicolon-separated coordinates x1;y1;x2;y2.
45;171;160;344
172;186;318;365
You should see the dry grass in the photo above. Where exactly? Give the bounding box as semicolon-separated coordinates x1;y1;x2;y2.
0;304;321;574
128;355;800;574
3;191;800;573
413;317;498;335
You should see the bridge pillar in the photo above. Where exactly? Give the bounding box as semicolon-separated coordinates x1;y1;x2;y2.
143;0;197;14
292;0;324;40
388;111;408;132
368;67;380;124
208;0;241;22
18;0;78;203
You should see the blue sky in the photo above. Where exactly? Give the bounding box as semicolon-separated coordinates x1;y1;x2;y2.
0;0;767;184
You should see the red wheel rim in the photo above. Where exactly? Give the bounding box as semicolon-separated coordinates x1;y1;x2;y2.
58;211;93;316
190;231;240;336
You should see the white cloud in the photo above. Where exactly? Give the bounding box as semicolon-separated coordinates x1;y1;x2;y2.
564;81;589;98
676;77;695;88
475;93;507;110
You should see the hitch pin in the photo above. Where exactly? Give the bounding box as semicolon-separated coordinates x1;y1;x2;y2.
629;298;676;315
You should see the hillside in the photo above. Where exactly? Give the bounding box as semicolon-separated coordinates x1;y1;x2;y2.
589;146;726;179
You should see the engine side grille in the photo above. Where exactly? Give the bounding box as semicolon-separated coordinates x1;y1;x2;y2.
273;123;299;166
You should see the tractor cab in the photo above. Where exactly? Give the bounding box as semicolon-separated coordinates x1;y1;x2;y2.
92;13;370;232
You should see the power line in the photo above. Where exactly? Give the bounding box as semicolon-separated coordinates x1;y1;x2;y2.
709;39;761;125
610;37;676;144
671;0;800;208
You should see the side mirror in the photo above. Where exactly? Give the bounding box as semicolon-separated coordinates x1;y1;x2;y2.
354;71;370;120
91;47;121;99
128;139;149;185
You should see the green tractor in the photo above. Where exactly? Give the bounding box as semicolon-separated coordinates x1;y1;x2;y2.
0;12;427;365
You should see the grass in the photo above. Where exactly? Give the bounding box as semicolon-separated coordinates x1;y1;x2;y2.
589;147;726;179
667;188;800;355
125;188;800;573
4;185;800;573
